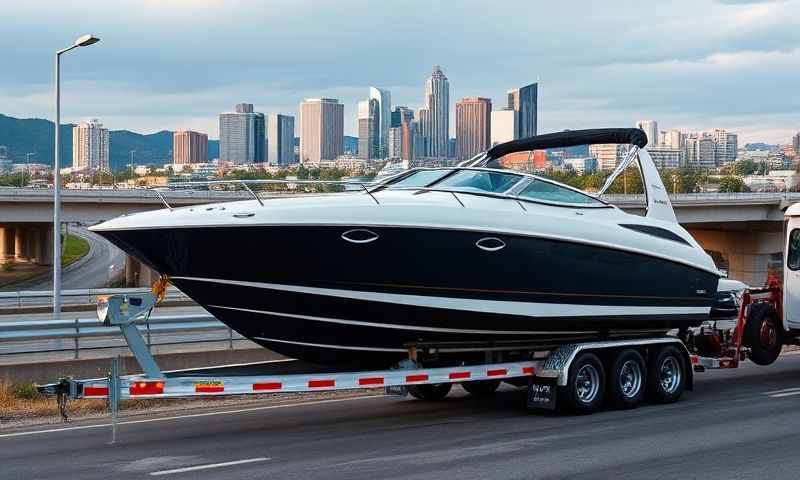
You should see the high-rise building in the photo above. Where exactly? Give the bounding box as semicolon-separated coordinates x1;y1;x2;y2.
686;135;716;168
647;147;681;169
455;97;492;160
0;146;9;173
357;98;380;160
72;119;109;171
635;120;659;147
590;144;628;171
507;83;538;138
369;87;391;159
422;65;449;158
711;129;737;164
391;106;413;128
299;98;344;163
667;129;683;150
173;130;208;165
793;132;800;154
219;103;266;164
491;108;517;146
388;126;402;159
268;114;296;165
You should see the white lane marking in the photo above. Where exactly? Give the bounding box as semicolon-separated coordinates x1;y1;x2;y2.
764;387;800;395
0;395;388;439
175;276;709;317
770;391;800;398
210;304;597;335
149;457;270;476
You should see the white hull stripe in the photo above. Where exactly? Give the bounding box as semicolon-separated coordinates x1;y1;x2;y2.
253;336;407;352
206;304;598;335
174;276;710;318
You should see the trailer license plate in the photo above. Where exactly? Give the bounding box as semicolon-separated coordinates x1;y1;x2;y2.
385;385;408;396
527;379;556;410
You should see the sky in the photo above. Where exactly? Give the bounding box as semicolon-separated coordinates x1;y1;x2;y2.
0;0;798;144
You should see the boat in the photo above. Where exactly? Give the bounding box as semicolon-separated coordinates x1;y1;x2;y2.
90;128;722;367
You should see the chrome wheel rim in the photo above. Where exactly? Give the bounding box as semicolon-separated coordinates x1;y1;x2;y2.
659;357;681;394
619;360;643;398
575;364;600;404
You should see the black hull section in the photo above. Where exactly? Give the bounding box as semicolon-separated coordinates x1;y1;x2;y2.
98;225;718;367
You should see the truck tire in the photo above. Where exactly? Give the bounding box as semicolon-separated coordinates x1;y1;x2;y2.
607;349;647;409
462;380;501;396
559;352;605;414
407;383;452;401
647;345;685;404
743;302;783;366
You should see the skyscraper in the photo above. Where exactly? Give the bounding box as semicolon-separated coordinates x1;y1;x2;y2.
507;83;538;138
635;120;658;147
422;65;449;158
491;108;517;146
72;119;109;171
369;87;391;159
793;133;800;154
299;98;344;163
389;106;415;160
173;131;208;164
219;103;266;164
268;114;296;165
710;129;738;164
357;98;380;160
455;97;492;160
590;144;627;171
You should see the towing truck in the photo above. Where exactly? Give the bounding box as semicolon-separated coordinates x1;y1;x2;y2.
36;204;800;420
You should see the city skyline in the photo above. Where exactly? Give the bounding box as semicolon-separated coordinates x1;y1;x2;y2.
1;1;797;144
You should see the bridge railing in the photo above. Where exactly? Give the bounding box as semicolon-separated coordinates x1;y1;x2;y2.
0;287;189;309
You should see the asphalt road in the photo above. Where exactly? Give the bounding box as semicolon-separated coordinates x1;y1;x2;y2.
12;226;125;291
4;354;800;479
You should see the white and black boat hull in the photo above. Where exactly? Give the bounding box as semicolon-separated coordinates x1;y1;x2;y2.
97;225;718;367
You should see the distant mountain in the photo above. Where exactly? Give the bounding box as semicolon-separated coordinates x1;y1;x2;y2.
294;135;359;155
0;114;219;170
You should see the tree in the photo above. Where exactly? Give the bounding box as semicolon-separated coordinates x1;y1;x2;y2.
717;176;748;193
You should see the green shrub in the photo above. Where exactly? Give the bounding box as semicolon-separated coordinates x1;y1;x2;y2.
12;383;40;400
2;260;15;272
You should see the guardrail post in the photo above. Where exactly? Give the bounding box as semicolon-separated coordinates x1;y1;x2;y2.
74;318;80;359
109;356;120;445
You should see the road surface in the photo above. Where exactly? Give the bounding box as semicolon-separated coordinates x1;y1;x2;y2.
13;226;125;291
3;353;800;479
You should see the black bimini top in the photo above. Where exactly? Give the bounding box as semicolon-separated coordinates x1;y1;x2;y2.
487;128;648;159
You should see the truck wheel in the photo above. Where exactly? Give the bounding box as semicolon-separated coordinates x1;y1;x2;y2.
607;349;646;409
559;352;605;414
743;302;783;366
462;380;501;396
407;383;452;401
647;345;685;404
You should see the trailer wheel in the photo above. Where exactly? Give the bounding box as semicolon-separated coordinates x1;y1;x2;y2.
647;345;685;404
559;352;605;414
462;380;501;396
607;349;646;409
743;302;784;366
407;383;452;401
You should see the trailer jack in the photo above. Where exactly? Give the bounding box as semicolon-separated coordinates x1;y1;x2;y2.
97;292;163;379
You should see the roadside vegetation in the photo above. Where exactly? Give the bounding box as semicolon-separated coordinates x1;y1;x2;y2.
61;233;90;267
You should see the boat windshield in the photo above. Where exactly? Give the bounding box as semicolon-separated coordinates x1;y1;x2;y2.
518;178;604;206
390;169;451;188
434;170;522;194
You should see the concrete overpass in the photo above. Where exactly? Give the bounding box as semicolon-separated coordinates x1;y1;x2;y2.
2;187;799;287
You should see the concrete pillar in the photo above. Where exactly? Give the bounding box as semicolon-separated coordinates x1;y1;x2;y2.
28;227;42;264
0;227;5;262
2;227;15;261
14;228;27;262
687;227;782;287
40;224;54;266
124;255;159;287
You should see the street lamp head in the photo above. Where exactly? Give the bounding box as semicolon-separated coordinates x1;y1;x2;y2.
74;34;100;47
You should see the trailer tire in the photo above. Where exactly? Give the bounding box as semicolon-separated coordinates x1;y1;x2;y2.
647;345;685;404
607;349;647;409
462;380;501;396
559;352;605;414
407;383;452;401
743;302;783;366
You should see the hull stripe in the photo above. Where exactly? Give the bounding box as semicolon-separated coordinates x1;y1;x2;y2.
206;304;598;335
253;336;407;352
179;276;710;318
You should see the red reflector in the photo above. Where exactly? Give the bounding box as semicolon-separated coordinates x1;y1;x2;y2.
406;374;428;383
84;386;108;397
690;356;700;364
522;367;534;375
130;381;164;395
308;379;335;388
487;369;507;377
449;371;470;380
253;382;282;391
359;377;384;386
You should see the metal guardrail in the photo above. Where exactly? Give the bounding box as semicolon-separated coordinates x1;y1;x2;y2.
0;287;189;309
0;313;242;358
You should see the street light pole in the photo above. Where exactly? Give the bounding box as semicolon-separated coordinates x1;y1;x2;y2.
53;34;100;319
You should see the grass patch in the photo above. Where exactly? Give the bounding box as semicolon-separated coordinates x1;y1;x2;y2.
61;234;90;267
